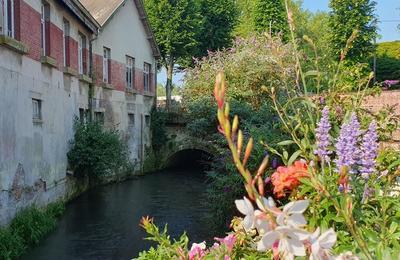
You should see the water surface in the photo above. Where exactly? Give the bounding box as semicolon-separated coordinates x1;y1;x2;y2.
25;169;212;260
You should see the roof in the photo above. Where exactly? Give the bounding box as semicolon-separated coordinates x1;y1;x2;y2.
79;0;160;58
59;0;100;33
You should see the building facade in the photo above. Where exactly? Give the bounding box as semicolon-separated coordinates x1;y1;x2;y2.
81;0;159;165
0;0;158;225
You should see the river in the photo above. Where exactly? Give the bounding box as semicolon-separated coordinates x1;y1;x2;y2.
24;169;213;259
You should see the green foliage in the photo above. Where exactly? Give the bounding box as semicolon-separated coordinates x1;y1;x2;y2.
0;228;25;260
0;202;65;259
184;34;296;109
234;0;257;37
150;108;168;152
329;0;378;64
197;0;238;56
253;0;288;38
11;207;56;247
136;219;189;259
144;0;202;68
67;120;131;178
374;41;400;81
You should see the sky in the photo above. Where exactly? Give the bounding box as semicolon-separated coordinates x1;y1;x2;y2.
303;0;399;42
158;0;400;86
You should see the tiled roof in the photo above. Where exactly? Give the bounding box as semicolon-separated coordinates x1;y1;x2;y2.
79;0;124;26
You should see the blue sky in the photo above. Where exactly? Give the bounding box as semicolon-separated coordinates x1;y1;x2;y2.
159;0;400;86
303;0;399;42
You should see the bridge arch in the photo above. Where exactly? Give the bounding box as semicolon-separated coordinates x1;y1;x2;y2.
161;141;218;169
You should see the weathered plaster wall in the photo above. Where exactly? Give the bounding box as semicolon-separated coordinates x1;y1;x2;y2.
90;0;156;167
0;45;89;225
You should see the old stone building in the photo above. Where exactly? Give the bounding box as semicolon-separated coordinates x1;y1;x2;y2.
0;0;158;225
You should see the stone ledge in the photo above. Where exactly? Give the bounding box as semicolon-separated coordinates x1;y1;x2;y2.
126;87;138;94
100;82;114;90
33;118;43;125
0;35;29;54
41;56;58;68
143;91;155;97
63;66;78;77
79;74;92;84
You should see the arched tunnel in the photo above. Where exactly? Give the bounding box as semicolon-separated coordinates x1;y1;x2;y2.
165;149;215;170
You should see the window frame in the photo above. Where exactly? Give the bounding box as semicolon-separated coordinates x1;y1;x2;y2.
103;47;111;83
78;33;86;75
145;114;150;127
94;111;104;125
126;56;134;89
1;0;15;38
143;63;151;92
32;99;42;121
62;19;70;67
40;2;50;56
128;113;135;127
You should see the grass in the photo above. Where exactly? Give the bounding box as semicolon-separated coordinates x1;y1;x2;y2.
0;201;65;260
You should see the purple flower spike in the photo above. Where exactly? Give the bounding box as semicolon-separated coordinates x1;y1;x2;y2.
360;121;378;179
335;113;361;173
315;106;332;162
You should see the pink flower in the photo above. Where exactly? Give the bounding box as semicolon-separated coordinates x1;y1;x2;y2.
215;234;237;252
188;242;206;260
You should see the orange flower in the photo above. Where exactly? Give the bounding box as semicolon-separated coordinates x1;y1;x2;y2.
271;160;309;198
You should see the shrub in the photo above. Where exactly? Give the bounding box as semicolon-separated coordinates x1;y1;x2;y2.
0;202;65;259
0;228;25;260
183;34;296;109
374;41;400;82
67;120;131;178
10;207;56;247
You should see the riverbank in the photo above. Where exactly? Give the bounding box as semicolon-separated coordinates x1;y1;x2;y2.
0;201;65;259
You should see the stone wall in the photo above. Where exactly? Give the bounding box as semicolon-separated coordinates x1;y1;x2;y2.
362;90;400;149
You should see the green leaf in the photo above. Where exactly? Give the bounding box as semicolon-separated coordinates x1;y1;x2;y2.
277;140;295;146
288;150;302;165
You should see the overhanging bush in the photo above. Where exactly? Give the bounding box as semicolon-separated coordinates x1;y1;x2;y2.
67;120;131;177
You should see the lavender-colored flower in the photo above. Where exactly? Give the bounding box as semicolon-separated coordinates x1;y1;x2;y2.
360;121;378;179
315;106;332;162
334;113;361;173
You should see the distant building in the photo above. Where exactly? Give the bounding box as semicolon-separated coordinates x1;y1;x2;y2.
0;0;159;225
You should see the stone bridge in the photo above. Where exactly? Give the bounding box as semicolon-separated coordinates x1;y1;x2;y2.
150;108;219;170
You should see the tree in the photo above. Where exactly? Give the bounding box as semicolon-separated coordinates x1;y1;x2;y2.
329;0;378;64
197;0;238;56
144;0;202;109
253;0;289;38
234;0;257;37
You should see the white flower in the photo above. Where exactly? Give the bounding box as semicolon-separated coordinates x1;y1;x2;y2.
309;228;337;260
256;196;279;213
190;241;206;251
235;197;272;234
257;226;310;258
235;197;256;231
276;200;309;228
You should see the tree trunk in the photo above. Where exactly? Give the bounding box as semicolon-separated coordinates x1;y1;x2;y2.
165;59;174;111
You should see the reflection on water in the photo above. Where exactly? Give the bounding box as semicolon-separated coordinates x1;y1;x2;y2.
24;169;212;260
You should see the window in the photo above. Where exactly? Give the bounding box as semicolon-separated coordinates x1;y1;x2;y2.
0;0;15;38
41;3;50;56
126;56;134;89
145;115;150;127
143;63;151;92
103;47;111;83
128;113;135;127
62;19;70;67
94;112;104;125
32;99;42;121
78;34;86;74
79;108;86;124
